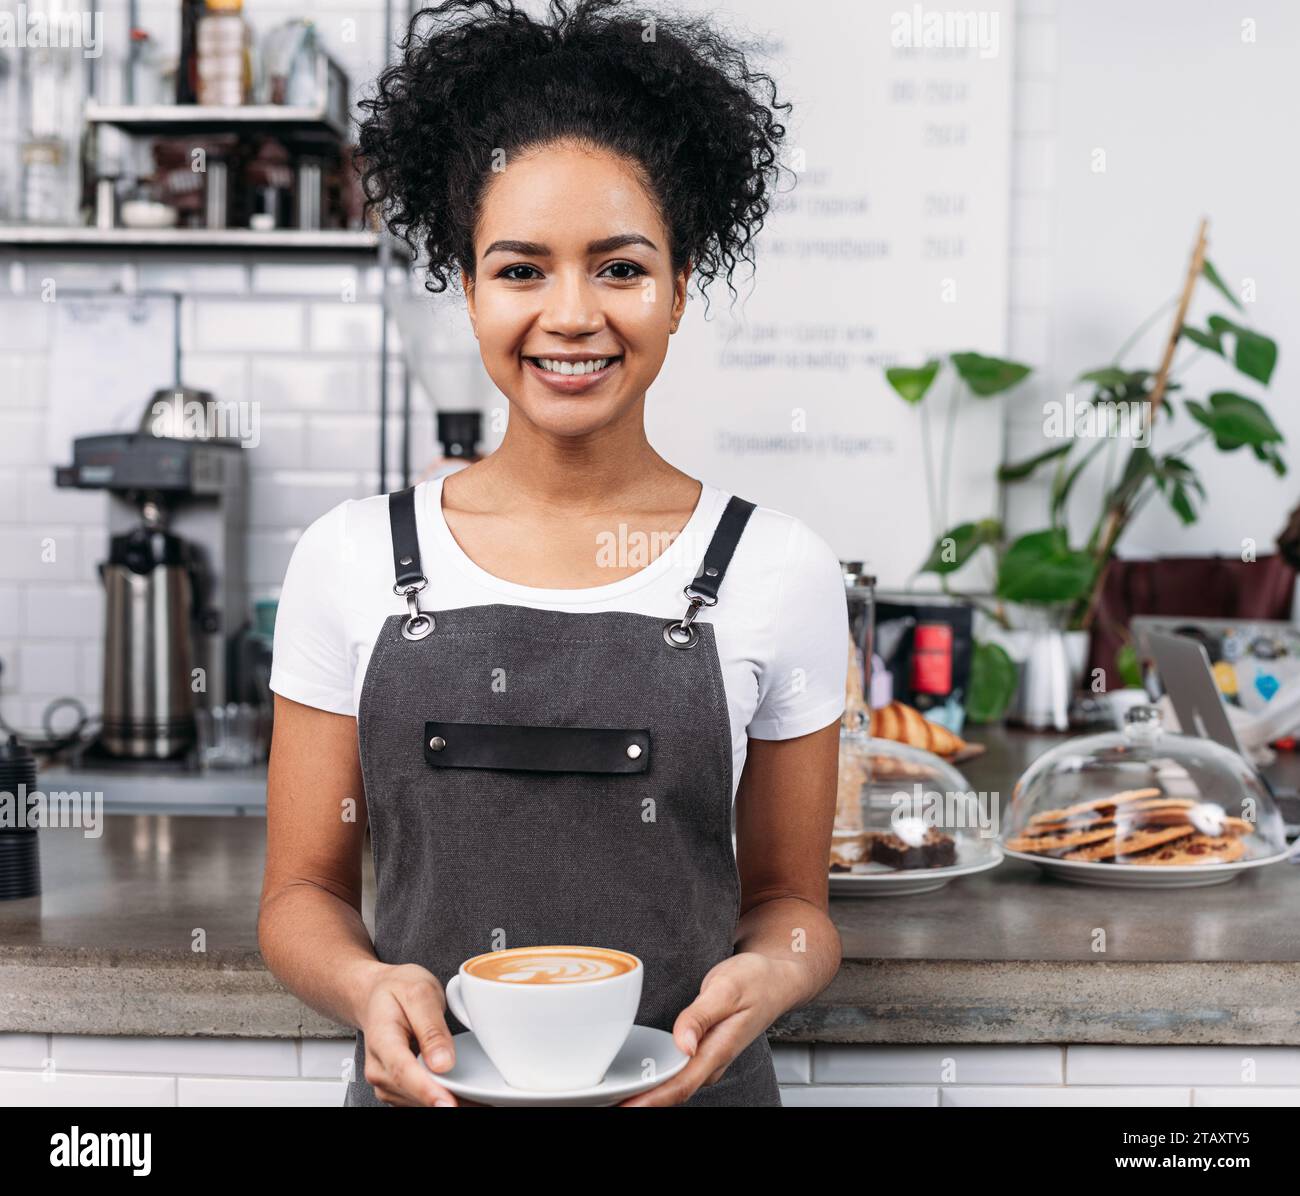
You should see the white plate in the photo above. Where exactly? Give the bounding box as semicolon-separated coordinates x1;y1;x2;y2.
1003;846;1293;888
829;844;1003;897
429;1024;689;1107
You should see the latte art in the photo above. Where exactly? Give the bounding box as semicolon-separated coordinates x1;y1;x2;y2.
464;946;638;985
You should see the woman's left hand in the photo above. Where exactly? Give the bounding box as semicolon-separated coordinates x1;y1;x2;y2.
618;951;800;1107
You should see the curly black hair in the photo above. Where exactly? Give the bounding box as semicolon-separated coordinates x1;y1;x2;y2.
356;0;791;309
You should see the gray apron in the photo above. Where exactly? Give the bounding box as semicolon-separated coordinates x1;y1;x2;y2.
343;485;781;1107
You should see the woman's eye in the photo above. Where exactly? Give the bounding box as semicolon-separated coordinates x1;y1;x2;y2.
602;261;646;280
499;264;541;281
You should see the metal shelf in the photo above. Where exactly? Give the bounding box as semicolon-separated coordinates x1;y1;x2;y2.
0;225;380;253
85;100;350;143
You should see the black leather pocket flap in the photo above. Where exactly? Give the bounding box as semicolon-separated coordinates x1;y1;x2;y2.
423;721;651;774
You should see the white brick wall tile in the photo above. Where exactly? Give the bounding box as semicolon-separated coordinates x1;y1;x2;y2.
138;263;249;294
1068;1046;1300;1087
0;469;20;521
0;527;79;581
0;299;51;350
246;473;359;529
252;264;361;296
75;528;106;584
1193;1087;1300;1107
0;585;19;634
36;263;133;294
942;1086;1191;1107
190;300;306;352
770;1044;811;1084
178;1077;346;1107
1012;133;1055;193
250;354;370;412
52;1034;298;1077
309;301;386;353
301;1037;356;1081
1008;307;1050;362
0;1032;48;1068
814;1045;1063;1086
0;1069;176;1106
0;353;47;407
246;529;301;590
180;352;249;406
79;640;103;694
307;414;379;471
22;585;102;639
0;641;20;689
1010;252;1052;309
780;1085;938;1107
246;412;307;471
1014;78;1056;135
0;412;43;465
18;471;108;526
1016;16;1059;77
1010;193;1052;254
17;641;79;695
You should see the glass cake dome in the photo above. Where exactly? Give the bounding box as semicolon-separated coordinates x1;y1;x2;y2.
832;721;1002;893
1002;704;1290;887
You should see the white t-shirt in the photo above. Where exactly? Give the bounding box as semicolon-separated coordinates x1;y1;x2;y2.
268;476;849;798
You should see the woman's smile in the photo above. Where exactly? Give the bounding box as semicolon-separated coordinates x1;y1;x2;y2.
522;352;624;394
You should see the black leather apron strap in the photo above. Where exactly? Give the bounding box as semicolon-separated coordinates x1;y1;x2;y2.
388;485;425;590
689;495;757;602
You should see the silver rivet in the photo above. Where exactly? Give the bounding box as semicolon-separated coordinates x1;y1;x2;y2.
400;555;413;566
429;736;446;751
705;566;718;577
626;743;642;759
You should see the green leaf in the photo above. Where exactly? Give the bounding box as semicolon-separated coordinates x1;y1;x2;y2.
950;352;1033;397
885;360;941;404
997;443;1071;482
1186;392;1284;451
1051;439;1106;522
996;528;1096;605
1202;259;1244;312
1181;325;1224;355
1109;445;1156;510
1115;642;1143;689
1207;315;1278;385
918;519;1002;575
966;640;1019;724
1166;481;1198;525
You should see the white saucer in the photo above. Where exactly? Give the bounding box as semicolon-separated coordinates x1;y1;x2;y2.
428;1024;689;1107
829;844;1003;897
1003;846;1293;888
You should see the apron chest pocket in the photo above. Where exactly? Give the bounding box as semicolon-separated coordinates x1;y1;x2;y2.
423;721;651;774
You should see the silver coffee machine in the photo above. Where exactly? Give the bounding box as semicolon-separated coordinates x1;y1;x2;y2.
55;388;248;760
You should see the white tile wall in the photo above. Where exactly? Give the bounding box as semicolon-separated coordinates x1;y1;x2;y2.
5;1035;1300;1108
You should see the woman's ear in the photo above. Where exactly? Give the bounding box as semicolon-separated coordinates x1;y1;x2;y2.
670;261;692;334
461;267;478;338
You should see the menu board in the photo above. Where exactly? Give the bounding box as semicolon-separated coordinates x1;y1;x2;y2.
647;0;1015;584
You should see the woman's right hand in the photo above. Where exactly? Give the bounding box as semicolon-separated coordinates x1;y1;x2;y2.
357;963;460;1106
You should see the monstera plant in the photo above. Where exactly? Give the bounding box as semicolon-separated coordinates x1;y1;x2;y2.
886;222;1285;718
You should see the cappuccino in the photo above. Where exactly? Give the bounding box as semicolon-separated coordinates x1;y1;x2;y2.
465;945;637;985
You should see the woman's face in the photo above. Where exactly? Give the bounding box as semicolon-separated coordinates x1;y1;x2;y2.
463;140;688;439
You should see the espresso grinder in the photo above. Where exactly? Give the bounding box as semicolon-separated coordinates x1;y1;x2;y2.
55;388;248;762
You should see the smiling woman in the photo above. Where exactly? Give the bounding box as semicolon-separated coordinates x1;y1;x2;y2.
260;0;850;1111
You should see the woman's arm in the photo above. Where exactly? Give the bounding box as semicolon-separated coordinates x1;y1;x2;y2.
621;718;841;1105
258;693;461;1106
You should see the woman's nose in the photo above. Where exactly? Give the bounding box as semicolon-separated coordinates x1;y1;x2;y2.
538;270;604;336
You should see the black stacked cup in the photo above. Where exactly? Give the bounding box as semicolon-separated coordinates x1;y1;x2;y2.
0;735;40;900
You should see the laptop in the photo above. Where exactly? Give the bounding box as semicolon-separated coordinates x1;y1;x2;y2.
1146;630;1300;838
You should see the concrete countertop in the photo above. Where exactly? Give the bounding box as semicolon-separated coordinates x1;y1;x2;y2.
3;728;1299;1043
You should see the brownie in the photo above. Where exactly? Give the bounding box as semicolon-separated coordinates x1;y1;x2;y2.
870;828;956;870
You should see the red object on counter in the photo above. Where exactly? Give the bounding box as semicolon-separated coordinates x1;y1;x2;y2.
911;622;953;695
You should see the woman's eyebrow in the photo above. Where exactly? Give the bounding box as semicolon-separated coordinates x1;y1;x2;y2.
482;233;659;257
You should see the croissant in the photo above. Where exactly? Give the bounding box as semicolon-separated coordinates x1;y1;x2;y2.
869;700;966;758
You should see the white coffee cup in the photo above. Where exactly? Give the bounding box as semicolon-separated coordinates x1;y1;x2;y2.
444;945;643;1092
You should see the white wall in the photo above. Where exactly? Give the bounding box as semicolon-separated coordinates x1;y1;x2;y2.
1005;0;1300;560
